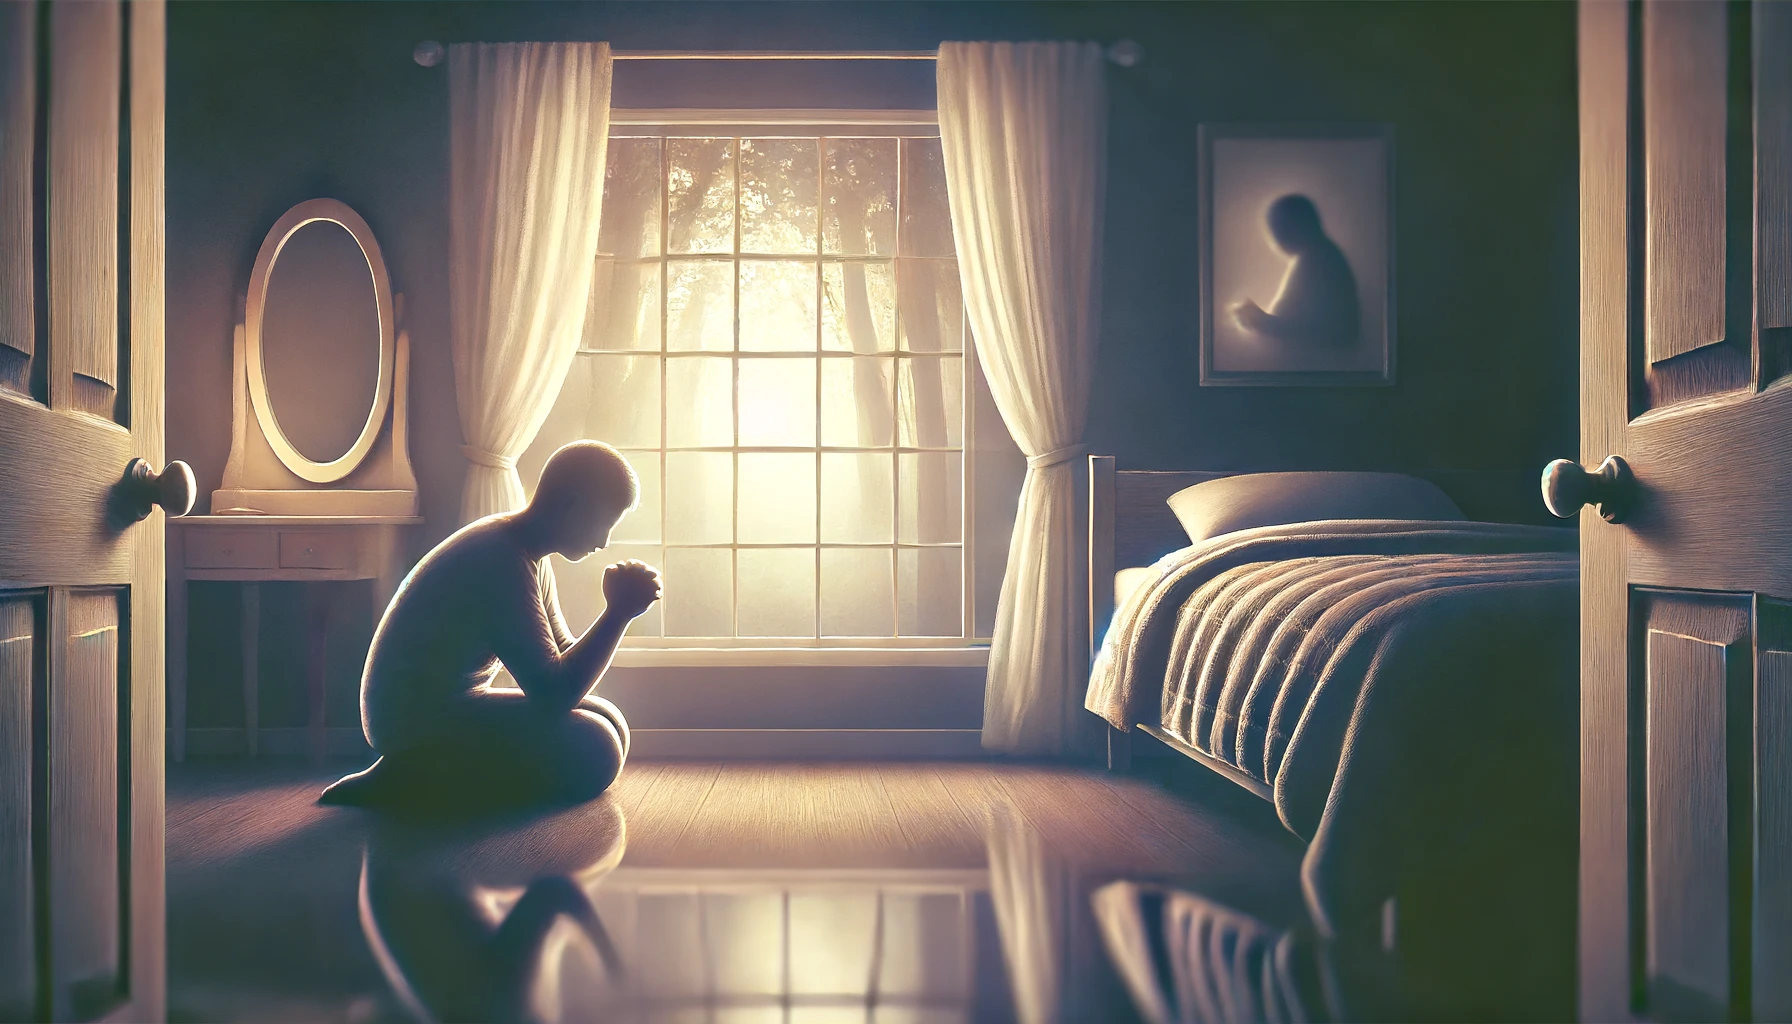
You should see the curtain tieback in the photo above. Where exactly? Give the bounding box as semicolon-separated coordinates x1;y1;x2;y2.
1026;443;1089;470
460;445;518;472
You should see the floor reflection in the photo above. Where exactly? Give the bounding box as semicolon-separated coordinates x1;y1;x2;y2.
356;802;1113;1023
359;801;627;1023
166;762;1314;1024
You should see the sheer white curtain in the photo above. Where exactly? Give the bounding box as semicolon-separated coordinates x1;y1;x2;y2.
985;805;1075;1024
449;42;613;522
938;42;1107;755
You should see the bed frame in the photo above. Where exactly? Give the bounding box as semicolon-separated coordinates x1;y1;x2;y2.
1085;455;1547;780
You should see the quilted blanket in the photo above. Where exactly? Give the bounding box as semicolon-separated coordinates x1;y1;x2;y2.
1085;520;1580;940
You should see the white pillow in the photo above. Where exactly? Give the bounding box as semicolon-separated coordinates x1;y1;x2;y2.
1165;472;1465;544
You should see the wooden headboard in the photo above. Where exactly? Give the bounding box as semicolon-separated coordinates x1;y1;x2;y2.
1085;456;1552;660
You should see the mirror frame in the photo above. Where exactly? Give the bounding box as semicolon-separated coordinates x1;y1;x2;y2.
245;198;395;484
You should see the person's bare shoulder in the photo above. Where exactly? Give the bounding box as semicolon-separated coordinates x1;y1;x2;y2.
403;516;530;598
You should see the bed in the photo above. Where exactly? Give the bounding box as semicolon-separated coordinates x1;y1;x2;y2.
1083;459;1579;1004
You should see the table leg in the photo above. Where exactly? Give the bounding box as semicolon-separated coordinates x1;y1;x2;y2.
306;586;330;765
241;581;259;758
167;527;187;763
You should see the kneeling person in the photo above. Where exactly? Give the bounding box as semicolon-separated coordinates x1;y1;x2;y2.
321;441;661;809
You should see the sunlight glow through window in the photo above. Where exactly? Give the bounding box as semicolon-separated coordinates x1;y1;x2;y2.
522;125;974;644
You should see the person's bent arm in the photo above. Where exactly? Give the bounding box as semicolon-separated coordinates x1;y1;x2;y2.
539;561;578;653
493;560;660;714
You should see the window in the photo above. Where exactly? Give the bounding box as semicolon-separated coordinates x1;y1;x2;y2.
523;119;993;647
575;870;984;1021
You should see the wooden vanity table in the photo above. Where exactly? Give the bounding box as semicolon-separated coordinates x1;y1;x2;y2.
167;515;419;762
174;198;422;763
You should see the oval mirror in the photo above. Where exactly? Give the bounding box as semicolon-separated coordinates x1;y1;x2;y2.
246;199;394;484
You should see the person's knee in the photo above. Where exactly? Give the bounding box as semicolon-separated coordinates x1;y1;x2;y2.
578;695;629;755
556;709;625;801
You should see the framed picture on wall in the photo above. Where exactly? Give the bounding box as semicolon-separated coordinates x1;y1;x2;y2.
1198;122;1396;386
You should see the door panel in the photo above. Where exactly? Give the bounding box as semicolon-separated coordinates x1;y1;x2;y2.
0;592;42;1022
1760;0;1792;384
49;590;125;1022
1635;591;1752;1021
1639;0;1756;412
0;2;35;400
48;1;122;423
1643;1;1727;366
1756;600;1792;1022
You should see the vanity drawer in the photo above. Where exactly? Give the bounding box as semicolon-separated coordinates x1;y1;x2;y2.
279;531;356;570
185;529;277;569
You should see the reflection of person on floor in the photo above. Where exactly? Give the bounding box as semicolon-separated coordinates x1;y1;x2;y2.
321;441;661;809
360;798;627;1022
1230;194;1361;349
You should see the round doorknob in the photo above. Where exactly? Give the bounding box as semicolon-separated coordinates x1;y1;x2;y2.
1541;455;1633;523
121;458;196;521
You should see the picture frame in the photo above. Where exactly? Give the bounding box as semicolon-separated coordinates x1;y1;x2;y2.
1198;122;1396;386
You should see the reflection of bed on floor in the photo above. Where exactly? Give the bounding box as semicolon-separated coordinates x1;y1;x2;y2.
1084;460;1578;1013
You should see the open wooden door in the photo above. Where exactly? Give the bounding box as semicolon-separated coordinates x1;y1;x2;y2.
0;1;188;1020
1561;1;1792;1021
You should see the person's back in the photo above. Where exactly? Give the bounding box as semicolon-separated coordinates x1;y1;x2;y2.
321;441;662;810
359;516;530;755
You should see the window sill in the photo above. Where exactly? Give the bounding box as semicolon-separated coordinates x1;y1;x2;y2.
610;646;990;668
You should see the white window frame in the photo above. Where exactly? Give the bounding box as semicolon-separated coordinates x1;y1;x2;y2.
584;110;994;661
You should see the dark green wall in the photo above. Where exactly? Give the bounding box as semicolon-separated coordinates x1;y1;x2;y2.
166;0;1579;734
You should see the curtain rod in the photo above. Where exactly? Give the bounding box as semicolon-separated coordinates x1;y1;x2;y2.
412;43;1142;66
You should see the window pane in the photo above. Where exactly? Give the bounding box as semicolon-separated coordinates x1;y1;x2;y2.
666;357;733;447
899;452;961;544
821;356;894;447
739;358;817;447
899;137;954;257
612;455;660;543
526;354;660;461
665;452;732;543
739;453;815;544
548;544;663;637
599;137;662;258
740;259;817;352
667;137;735;254
737;548;816;637
824;137;897;256
701;892;784;995
667;259;733;351
898;355;963;448
584;260;660;351
664;547;733;636
821;452;893;543
898;546;961;637
896;259;962;353
740;138;818;254
878;893;969;998
871;1007;970;1024
634;892;705;995
790;891;879;994
822;262;895;353
821;548;894;637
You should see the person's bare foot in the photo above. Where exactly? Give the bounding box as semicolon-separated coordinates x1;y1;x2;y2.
317;757;391;806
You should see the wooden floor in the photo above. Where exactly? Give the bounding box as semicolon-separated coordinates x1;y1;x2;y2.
166;757;1307;1023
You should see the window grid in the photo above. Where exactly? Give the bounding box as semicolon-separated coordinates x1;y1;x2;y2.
606;881;979;1019
606;131;969;644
